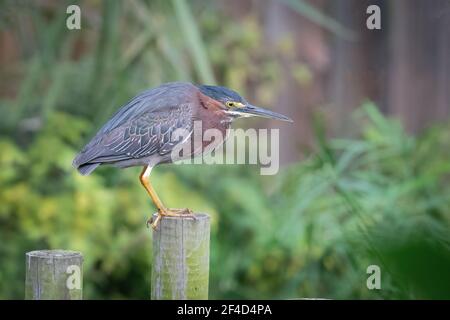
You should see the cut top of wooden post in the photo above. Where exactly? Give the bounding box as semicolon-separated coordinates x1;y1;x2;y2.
27;250;82;259
25;250;83;300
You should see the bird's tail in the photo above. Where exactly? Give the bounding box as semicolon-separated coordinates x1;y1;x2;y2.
73;148;102;176
73;140;128;175
76;163;100;175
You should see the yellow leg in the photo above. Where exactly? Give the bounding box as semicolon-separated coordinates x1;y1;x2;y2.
139;166;166;212
139;166;195;229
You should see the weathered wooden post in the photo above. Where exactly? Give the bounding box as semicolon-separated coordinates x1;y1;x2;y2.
25;250;83;300
151;213;210;300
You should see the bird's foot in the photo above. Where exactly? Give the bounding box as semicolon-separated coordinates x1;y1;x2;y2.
147;208;196;230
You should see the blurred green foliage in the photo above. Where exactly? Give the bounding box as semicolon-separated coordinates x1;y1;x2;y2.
0;0;449;299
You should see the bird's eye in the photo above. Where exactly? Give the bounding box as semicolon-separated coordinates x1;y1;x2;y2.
226;101;235;108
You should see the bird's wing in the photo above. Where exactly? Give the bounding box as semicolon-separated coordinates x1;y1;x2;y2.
73;83;197;168
73;103;194;167
103;104;193;158
97;82;196;136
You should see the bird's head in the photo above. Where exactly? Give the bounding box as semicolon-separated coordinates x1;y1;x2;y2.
198;85;293;122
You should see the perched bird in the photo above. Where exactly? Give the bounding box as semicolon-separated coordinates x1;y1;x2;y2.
73;82;292;229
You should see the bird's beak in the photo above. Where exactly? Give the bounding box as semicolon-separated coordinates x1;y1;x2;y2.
235;104;293;122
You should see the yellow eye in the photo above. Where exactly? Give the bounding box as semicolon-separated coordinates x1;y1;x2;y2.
226;101;235;108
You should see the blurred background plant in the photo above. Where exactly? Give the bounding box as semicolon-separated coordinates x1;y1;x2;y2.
0;0;449;299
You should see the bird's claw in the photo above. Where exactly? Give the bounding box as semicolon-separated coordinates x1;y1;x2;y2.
181;208;196;220
146;216;155;229
147;208;196;230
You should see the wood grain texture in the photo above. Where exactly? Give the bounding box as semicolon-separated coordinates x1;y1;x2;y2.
151;213;210;300
25;250;83;300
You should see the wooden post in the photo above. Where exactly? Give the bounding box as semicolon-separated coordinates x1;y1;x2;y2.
25;250;83;300
151;213;210;300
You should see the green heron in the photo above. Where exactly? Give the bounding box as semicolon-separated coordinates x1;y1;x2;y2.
73;82;292;229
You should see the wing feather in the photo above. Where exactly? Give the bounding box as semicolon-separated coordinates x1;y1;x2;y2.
73;82;198;173
73;104;194;169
